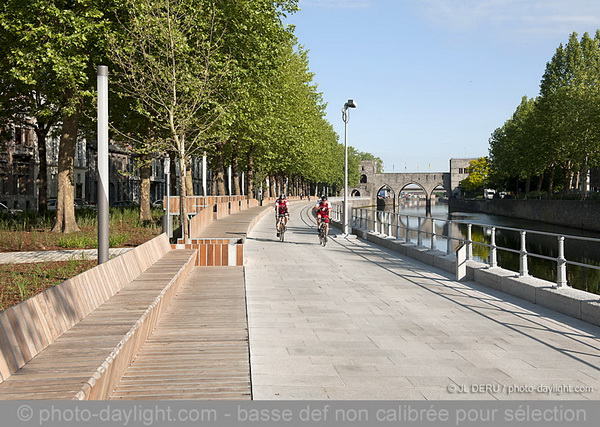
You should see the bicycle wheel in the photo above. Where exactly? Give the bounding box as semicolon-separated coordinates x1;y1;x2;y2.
280;223;285;242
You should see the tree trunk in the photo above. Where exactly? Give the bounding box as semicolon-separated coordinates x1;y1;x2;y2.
247;154;254;198
178;154;188;242
580;161;588;196
170;155;178;195
548;166;555;194
52;107;81;233
232;152;240;196
536;173;544;193
264;176;269;198
185;156;194;197
562;161;574;192
139;154;152;222
215;148;226;196
525;176;531;196
35;128;49;211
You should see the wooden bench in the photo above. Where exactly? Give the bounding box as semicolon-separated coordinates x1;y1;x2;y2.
109;266;251;400
0;234;197;399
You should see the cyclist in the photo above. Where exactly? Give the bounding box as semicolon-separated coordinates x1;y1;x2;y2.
275;193;289;237
314;195;331;238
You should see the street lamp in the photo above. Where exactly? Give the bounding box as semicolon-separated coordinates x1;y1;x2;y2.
342;99;357;236
97;65;109;265
164;155;171;238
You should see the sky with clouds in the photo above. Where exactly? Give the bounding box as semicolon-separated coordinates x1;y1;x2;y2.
285;0;600;172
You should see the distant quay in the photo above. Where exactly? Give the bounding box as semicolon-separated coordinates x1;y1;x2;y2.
449;198;600;233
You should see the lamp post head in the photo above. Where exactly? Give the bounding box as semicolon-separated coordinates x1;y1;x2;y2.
345;99;357;109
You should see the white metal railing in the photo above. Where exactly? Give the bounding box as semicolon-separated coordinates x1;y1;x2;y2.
330;198;370;223
338;206;600;290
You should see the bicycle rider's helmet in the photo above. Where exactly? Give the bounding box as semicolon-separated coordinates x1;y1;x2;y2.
280;193;286;199
321;195;327;201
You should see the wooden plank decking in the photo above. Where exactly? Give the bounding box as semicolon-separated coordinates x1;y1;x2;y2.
0;249;197;399
196;205;271;239
109;266;251;400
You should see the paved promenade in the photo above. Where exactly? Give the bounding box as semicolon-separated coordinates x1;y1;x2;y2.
244;202;600;400
0;248;132;264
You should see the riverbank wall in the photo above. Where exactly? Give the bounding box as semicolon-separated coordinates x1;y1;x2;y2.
449;198;600;232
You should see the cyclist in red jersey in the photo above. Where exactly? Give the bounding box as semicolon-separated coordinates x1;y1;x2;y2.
275;194;289;237
314;195;331;237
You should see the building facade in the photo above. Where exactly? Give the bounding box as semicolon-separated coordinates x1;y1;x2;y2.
0;121;37;210
449;158;477;197
1;120;174;210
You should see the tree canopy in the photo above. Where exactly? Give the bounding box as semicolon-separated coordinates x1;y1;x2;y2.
460;157;490;192
1;0;379;234
489;31;600;195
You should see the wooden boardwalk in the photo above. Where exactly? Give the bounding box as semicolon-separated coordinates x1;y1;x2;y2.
110;266;251;400
0;249;196;400
197;205;271;239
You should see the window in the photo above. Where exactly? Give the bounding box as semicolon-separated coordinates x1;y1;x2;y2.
14;126;22;144
24;128;31;146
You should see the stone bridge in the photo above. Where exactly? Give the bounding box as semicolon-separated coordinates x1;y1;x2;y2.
350;159;473;214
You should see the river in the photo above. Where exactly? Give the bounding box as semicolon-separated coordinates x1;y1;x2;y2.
379;199;600;295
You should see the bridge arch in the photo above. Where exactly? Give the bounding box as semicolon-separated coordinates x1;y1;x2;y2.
351;189;361;196
397;183;427;213
430;183;448;199
376;184;395;211
398;182;427;194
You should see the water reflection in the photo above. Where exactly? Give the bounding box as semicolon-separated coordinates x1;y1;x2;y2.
379;200;600;295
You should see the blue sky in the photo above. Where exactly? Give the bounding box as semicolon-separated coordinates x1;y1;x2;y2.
285;0;600;172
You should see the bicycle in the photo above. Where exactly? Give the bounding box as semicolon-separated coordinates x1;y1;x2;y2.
318;220;327;246
276;214;287;242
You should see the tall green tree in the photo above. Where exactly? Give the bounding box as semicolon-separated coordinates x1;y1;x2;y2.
109;0;232;241
489;31;600;195
0;0;119;228
460;157;490;193
536;31;600;191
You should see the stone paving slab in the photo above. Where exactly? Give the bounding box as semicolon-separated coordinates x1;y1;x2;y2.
244;202;600;400
0;248;132;264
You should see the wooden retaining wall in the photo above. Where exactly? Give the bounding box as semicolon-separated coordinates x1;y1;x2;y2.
0;234;173;384
166;196;251;214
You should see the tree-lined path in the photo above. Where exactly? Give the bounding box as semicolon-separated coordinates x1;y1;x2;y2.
244;202;600;400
